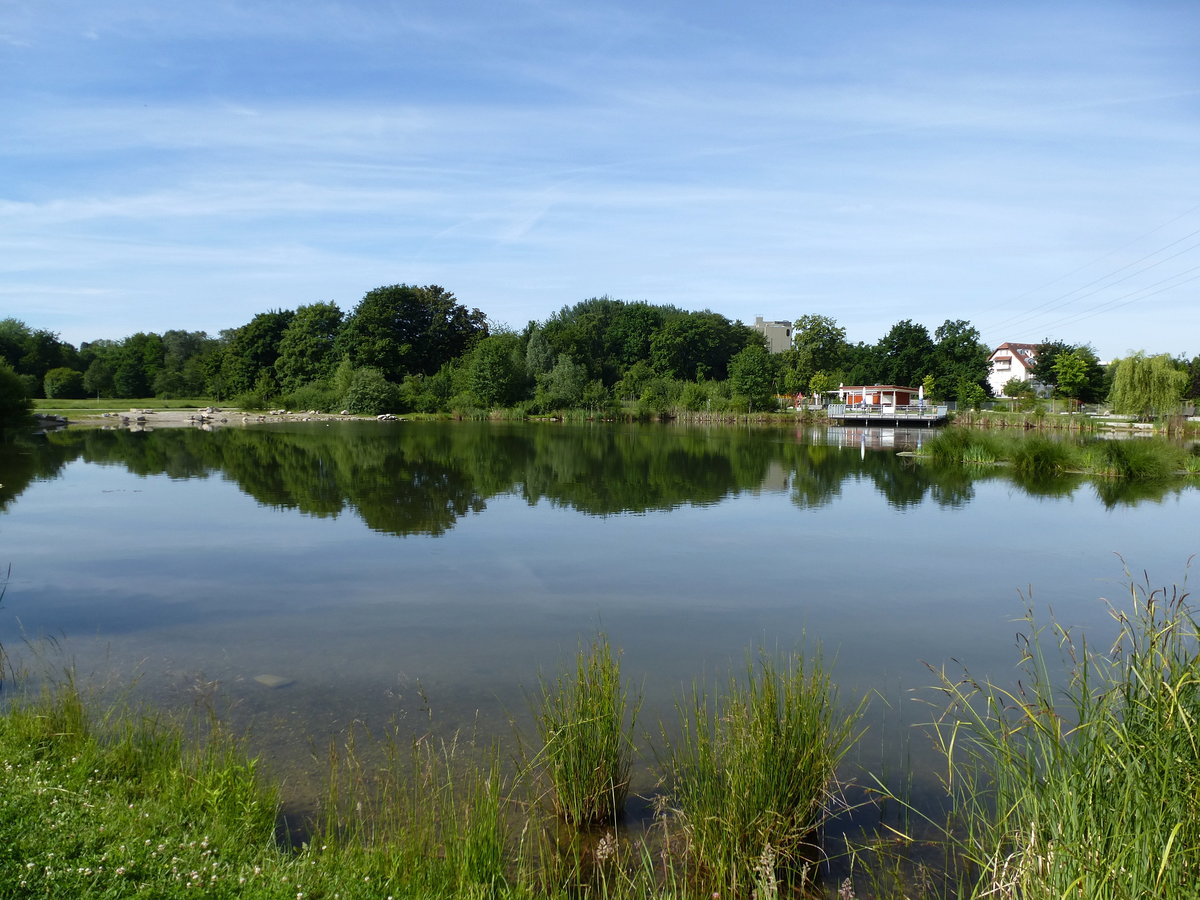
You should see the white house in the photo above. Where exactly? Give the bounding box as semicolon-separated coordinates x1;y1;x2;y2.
987;342;1041;396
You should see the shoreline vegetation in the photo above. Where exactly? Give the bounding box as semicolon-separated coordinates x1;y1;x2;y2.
2;574;1198;898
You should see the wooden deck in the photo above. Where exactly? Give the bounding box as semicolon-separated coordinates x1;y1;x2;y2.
826;403;948;426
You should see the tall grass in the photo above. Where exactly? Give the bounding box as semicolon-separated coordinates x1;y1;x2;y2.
1079;436;1183;479
664;651;864;893
534;635;641;826
927;573;1200;899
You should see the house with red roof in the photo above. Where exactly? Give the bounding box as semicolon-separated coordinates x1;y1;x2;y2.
987;342;1042;397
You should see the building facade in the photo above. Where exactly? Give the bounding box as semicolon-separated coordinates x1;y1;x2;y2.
752;316;794;353
987;342;1040;396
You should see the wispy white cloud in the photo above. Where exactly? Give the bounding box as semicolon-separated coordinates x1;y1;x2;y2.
2;0;1198;354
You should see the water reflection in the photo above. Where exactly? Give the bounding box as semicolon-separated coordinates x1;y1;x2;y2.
0;422;1191;535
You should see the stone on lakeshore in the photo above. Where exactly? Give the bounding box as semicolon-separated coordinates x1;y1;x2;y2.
254;674;294;689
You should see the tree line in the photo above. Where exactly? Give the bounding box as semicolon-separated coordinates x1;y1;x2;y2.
3;285;1199;425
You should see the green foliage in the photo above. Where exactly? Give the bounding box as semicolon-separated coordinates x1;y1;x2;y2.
1034;339;1106;402
337;284;488;381
789;314;848;388
649;310;756;382
463;332;526;408
934;319;990;399
728;344;777;410
534;636;640;826
220;310;295;396
927;577;1200;899
275;301;344;392
0;358;33;429
279;380;340;413
534;353;588;411
1002;376;1034;398
340;366;399;415
875;319;934;387
42;366;84;400
665;651;862;892
957;379;986;411
1108;351;1187;420
1010;435;1075;479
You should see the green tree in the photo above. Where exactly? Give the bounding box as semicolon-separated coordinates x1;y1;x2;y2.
0;319;77;398
1052;350;1091;404
337;284;487;381
875;320;934;387
650;311;756;382
463;332;526;408
0;358;33;429
1108;352;1188;420
790;314;848;387
82;357;115;398
1184;354;1200;400
341;367;399;414
1002;376;1035;399
808;371;836;403
536;354;588;410
1032;339;1105;402
933;319;990;399
43;367;85;399
154;330;218;397
221;311;295;396
275;302;344;392
728;344;776;410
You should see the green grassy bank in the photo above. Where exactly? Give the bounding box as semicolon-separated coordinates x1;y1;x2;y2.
3;577;1199;898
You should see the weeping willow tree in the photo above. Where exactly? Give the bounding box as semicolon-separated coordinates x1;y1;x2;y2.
1108;352;1187;420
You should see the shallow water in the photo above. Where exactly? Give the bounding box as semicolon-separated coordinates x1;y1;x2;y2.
1;420;1196;823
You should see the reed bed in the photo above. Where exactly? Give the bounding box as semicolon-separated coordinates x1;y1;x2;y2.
663;651;864;894
919;426;1196;481
533;635;641;826
925;574;1200;899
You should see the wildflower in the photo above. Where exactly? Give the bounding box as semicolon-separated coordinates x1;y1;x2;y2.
595;832;617;862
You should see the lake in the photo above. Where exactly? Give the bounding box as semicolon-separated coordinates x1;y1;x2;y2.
1;420;1197;829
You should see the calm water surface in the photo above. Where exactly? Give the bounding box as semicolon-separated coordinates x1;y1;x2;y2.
1;420;1197;816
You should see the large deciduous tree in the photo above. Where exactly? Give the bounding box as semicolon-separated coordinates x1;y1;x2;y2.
933;319;990;399
337;284;487;381
275;302;345;392
1108;352;1188;420
220;310;296;397
790;314;848;387
650;310;756;382
875;320;934;387
728;344;777;410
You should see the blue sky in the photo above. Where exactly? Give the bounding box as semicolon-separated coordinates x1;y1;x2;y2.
3;1;1198;360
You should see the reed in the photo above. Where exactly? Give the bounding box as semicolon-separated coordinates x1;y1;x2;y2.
1008;434;1074;478
534;635;641;826
664;651;863;893
1079;437;1181;479
927;574;1200;899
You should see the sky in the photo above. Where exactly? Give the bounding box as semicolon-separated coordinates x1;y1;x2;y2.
3;1;1199;361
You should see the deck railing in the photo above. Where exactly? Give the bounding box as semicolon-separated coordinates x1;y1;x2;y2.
827;403;948;419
